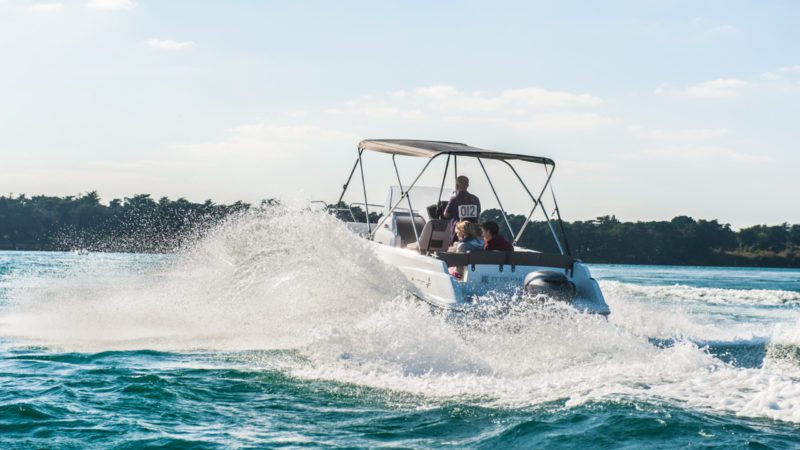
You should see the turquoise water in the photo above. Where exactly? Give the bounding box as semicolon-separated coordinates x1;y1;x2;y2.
1;211;800;448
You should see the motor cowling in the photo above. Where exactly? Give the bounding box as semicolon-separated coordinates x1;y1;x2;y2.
523;270;576;302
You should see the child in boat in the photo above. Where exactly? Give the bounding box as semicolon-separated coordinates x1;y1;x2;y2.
453;220;484;253
448;220;484;279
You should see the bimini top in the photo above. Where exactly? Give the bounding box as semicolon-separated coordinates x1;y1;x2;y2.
358;139;554;165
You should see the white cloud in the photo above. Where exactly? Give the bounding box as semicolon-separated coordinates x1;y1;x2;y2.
778;65;800;74
0;123;358;204
130;85;614;203
87;0;134;10
558;159;619;183
161;122;360;199
328;85;610;132
616;145;771;163
171;123;357;159
359;106;426;120
327;96;427;120
661;128;729;139
29;2;63;13
501;87;603;108
87;159;206;171
410;85;602;112
510;113;616;131
146;38;195;50
760;66;800;82
684;78;747;98
414;85;459;99
706;25;736;34
285;111;309;118
691;17;736;35
760;65;800;92
756;66;800;92
622;126;757;163
411;85;507;113
629;126;730;140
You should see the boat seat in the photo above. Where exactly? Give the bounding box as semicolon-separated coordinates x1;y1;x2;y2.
465;251;508;267
436;252;470;267
436;251;574;271
395;212;426;247
507;252;573;270
413;219;450;254
436;251;507;270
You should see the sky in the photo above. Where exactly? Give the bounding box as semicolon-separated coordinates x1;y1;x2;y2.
1;0;798;228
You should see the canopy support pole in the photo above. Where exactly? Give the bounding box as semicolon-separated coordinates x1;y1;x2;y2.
477;157;515;239
501;161;562;254
537;199;565;255
357;149;371;234
436;154;451;215
336;156;360;205
546;166;571;256
392;154;421;248
536;164;564;254
517;206;538;244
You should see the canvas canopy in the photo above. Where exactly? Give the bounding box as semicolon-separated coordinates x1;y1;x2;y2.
358;139;554;166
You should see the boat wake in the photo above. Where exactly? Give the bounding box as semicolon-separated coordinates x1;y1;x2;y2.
604;280;800;307
1;207;800;424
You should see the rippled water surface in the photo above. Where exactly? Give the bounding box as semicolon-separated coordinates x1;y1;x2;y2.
1;210;799;448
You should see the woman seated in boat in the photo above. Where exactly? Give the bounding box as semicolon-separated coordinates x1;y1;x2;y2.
480;221;515;252
452;220;484;253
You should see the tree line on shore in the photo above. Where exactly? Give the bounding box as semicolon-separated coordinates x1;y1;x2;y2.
480;210;800;267
1;192;798;267
0;192;251;253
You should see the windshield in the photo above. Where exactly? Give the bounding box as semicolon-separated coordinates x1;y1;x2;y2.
384;186;450;220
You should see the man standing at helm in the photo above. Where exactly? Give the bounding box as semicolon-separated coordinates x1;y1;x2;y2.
442;175;481;245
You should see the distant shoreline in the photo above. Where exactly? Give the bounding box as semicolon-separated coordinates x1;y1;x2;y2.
0;247;797;270
2;193;798;269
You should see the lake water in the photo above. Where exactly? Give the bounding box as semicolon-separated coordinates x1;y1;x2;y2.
1;210;799;448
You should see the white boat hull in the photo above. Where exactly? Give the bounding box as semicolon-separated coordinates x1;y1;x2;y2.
370;242;610;315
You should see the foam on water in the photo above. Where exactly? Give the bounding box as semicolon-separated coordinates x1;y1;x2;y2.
603;280;800;343
0;208;406;351
1;208;800;424
603;280;800;307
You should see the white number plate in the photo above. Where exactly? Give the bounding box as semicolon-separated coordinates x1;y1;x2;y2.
458;204;478;219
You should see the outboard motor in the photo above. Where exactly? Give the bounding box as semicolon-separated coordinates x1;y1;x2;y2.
523;270;576;302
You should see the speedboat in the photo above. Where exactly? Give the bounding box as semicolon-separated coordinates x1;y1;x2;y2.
324;139;610;315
